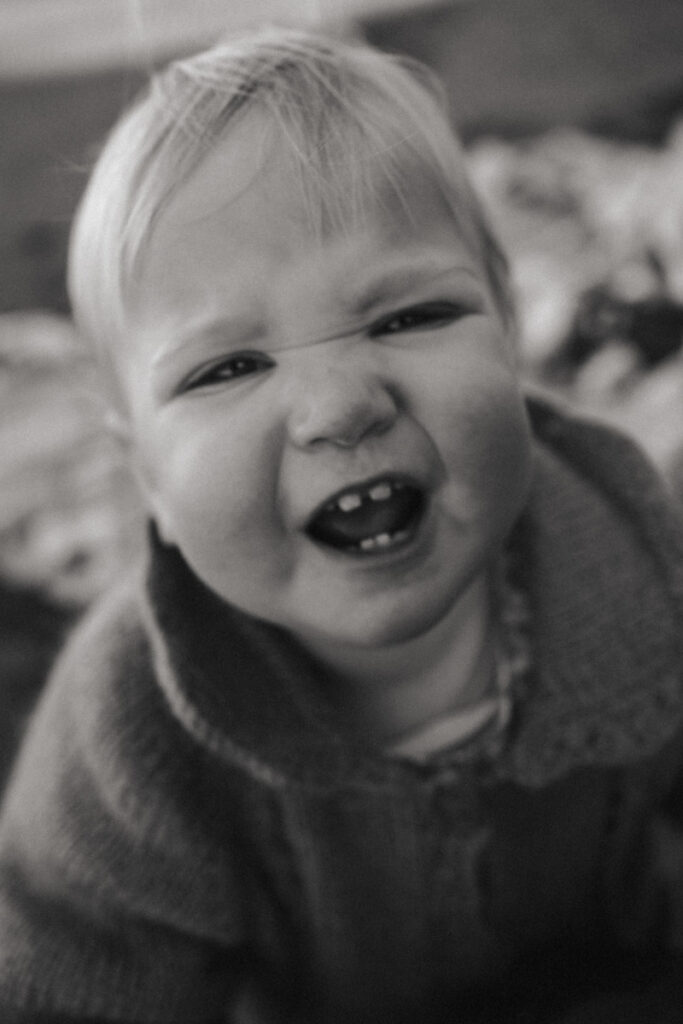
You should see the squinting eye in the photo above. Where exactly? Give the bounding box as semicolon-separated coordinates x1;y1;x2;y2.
179;352;274;393
369;302;466;338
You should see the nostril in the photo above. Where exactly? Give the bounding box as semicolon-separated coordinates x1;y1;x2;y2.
288;378;398;450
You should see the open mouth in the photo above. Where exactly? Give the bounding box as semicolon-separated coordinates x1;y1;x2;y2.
305;476;427;555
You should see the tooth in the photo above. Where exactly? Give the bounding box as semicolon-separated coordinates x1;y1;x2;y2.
369;483;392;502
338;492;362;512
360;537;377;551
375;533;392;547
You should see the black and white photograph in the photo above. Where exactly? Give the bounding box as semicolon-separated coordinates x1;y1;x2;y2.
1;2;683;1022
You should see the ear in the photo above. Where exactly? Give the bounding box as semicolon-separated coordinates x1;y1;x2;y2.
135;465;178;548
103;409;177;546
134;458;177;547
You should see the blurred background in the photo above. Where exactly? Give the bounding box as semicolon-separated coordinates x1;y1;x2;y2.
1;0;683;776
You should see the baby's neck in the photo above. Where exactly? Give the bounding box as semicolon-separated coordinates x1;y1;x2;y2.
306;572;495;745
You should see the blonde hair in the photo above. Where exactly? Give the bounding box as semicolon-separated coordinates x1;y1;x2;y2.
68;27;513;391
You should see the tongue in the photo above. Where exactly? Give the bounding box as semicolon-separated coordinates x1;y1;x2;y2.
308;487;424;549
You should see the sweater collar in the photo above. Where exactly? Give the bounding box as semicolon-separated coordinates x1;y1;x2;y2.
142;398;683;790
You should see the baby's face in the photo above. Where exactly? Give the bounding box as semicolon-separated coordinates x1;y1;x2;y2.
122;114;532;655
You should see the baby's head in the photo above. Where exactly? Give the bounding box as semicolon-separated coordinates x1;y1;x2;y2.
70;28;514;395
68;28;533;658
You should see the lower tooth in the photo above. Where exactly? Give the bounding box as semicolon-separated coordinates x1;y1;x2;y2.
358;532;401;552
355;528;412;553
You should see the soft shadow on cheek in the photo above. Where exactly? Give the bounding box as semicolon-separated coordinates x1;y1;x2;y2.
443;385;531;514
479;396;533;503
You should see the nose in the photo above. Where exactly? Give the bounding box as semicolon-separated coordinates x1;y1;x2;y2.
287;359;399;450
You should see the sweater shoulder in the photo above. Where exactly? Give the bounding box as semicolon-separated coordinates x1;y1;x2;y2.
49;571;152;697
527;393;683;564
0;569;242;918
26;574;179;795
502;395;683;785
0;572;245;1020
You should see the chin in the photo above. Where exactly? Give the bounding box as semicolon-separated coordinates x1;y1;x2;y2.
313;585;466;651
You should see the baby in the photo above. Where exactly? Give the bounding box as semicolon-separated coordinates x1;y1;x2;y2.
1;27;683;1024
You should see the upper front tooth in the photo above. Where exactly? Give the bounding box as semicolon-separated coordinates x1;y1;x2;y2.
337;492;362;512
369;483;393;502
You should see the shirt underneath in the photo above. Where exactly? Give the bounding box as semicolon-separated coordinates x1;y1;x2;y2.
386;545;531;763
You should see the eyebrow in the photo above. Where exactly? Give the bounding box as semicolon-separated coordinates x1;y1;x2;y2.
150;314;265;372
346;257;481;316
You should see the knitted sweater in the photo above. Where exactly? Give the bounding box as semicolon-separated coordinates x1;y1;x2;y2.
1;398;683;1024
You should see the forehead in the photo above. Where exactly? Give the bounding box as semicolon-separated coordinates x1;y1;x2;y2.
129;109;484;330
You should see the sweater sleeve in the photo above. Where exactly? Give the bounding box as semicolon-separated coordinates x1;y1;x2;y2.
0;585;247;1023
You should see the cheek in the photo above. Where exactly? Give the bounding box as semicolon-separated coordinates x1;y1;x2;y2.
143;409;283;553
437;370;531;519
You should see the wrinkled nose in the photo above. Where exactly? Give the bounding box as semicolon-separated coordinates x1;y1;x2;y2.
287;362;399;449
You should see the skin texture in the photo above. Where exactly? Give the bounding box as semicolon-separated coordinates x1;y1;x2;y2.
119;112;534;737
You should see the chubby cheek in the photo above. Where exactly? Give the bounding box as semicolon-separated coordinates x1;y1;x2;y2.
142;413;288;580
436;370;532;530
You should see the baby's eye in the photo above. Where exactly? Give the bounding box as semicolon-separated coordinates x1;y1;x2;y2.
369;302;466;337
179;351;274;393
